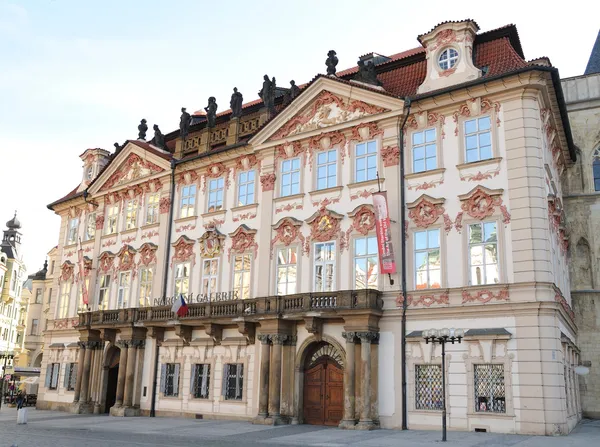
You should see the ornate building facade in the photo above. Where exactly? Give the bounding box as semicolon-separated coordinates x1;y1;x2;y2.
37;20;582;435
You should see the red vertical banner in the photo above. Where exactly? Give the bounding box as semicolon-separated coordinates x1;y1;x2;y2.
78;238;89;306
372;192;396;274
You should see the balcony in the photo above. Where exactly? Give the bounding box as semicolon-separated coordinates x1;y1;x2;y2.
78;289;383;329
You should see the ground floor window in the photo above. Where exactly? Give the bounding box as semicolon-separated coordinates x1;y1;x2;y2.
64;362;77;391
415;364;443;410
474;364;505;413
45;363;60;390
191;364;211;399
161;363;180;397
223;363;243;400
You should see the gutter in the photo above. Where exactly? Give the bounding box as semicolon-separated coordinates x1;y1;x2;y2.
150;158;177;418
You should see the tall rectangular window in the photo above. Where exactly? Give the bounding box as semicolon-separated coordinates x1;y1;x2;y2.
354;236;379;289
233;254;251;299
314;242;335;292
237;171;255;206
180;185;196;218
412;128;437;173
276;247;297;295
415;364;443;410
139;267;153;307
191;364;211;399
117;271;131;309
281;158;301;197
30;319;39;335
46;363;60;390
468;222;499;285
35;288;42;304
464;116;492;163
474;364;505;413
84;213;96;241
66;218;78;245
202;259;219;296
64;362;77;391
97;274;110;310
414;228;441;289
161;363;180;397
207;178;224;212
58;282;71;318
145;193;159;225
174;262;190;296
355;140;377;182
316;149;337;190
105;205;119;235
223;363;243;400
124;200;138;230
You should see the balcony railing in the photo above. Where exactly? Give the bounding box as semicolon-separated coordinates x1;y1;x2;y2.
78;289;383;328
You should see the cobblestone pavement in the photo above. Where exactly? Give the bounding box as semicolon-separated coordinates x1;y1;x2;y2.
1;407;599;447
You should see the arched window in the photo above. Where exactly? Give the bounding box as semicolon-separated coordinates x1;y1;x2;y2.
593;148;600;191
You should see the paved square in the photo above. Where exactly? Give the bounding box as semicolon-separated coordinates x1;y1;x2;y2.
0;408;598;447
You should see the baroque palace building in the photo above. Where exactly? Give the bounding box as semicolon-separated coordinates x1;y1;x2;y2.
37;20;583;435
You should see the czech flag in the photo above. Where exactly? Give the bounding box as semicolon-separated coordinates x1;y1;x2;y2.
171;294;189;317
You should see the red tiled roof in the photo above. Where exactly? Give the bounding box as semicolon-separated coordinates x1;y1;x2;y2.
127;140;173;161
47;185;82;210
336;47;425;77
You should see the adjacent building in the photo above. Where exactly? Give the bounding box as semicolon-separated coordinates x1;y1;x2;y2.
37;20;582;435
562;30;600;420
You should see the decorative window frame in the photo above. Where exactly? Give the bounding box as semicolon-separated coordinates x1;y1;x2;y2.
409;225;446;292
273;242;302;296
219;356;250;405
406;111;446;175
463;333;515;418
349;122;384;184
453;97;501;165
189;362;215;401
590;146;600;193
349;233;380;291
436;46;461;75
205;176;226;213
228;225;258;299
270;217;306;258
312;239;338;293
235;169;257;207
277;156;304;199
461;216;507;287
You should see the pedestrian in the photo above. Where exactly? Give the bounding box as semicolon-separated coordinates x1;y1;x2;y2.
16;391;24;410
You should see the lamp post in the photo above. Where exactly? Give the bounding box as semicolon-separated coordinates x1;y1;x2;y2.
423;328;464;442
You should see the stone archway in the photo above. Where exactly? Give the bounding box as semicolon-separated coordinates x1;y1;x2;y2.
102;344;121;413
32;353;43;368
294;336;345;426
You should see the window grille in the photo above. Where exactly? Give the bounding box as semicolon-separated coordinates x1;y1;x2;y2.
64;362;77;391
474;364;506;413
162;363;180;397
415;364;443;410
191;364;211;399
223;363;243;400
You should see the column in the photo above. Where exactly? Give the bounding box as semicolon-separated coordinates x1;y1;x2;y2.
268;334;287;419
134;342;146;408
357;332;377;429
73;343;85;403
123;341;138;408
257;335;270;418
340;332;356;428
80;341;96;403
114;341;129;407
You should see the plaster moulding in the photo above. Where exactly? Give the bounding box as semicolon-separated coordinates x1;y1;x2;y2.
452;97;501;136
202;163;230;192
406;111;446;139
458;185;510;223
138;242;158;267
228;225;258;261
270;217;307;258
274;141;305;163
306;207;343;246
307;130;347;168
100;153;164;192
342;205;376;253
171;235;196;267
407;194;445;228
457;157;502;182
198;228;225;258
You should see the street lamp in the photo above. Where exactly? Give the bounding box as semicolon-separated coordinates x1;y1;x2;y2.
423;328;464;442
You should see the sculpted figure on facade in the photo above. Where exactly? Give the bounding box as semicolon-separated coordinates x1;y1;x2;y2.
179;107;191;140
138;119;148;140
259;75;276;115
150;124;166;149
355;60;382;86
205;97;218;128
326;50;338;75
230;87;243;118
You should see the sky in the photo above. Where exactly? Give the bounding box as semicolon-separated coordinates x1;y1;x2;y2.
0;0;597;274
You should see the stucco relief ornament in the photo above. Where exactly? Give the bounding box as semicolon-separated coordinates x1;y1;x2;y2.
228;225;258;261
260;173;276;192
95;214;105;230
306;208;343;243
203;163;230;192
101;153;164;191
233;154;260;178
408;196;445;228
98;251;115;274
270;217;305;258
461;288;509;304
199;229;225;258
138;243;158;267
350;121;384;143
275;141;304;163
171;236;196;267
342;205;376;252
460;186;504;221
380;145;400;167
176;170;200;190
116;245;137;274
308;130;347;167
159;197;171;214
59;261;74;284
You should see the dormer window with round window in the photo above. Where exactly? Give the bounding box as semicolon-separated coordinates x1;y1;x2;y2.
86;166;94;181
438;48;459;71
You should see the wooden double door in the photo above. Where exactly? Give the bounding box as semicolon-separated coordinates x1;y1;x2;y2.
303;359;344;426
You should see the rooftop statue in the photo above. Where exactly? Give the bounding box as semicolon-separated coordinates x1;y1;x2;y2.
180;107;191;140
284;80;301;105
205;97;218;128
258;75;276;115
355;60;383;87
150;124;165;149
326;50;338;76
138;119;148;140
230;87;243;119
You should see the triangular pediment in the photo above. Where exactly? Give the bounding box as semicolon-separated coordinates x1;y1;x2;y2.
250;76;405;147
88;141;171;194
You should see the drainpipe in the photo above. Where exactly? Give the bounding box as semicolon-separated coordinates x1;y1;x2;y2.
150;158;177;418
398;98;411;430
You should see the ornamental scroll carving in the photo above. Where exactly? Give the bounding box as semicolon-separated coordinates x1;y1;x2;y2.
407;195;445;228
275;141;305;163
202;163;230;192
459;186;510;223
260;173;276;192
176;170;200;190
159;197;171;214
398;291;449;308
452;97;501;136
233;154;260;179
406;111;446;139
461;287;509;304
101;153;164;191
95;214;105;230
171;236;196;267
306;207;344;243
59;261;74;284
138;243;158;267
199;229;225;258
350;121;384;143
381;145;400;167
342;205;376;252
270;217;306;259
98;251;115;274
116;245;137;276
228;225;258;261
308;130;347;167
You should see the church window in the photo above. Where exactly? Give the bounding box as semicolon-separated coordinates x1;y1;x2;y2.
592;148;600;191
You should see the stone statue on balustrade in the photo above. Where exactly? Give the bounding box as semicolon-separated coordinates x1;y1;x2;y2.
205;97;218;128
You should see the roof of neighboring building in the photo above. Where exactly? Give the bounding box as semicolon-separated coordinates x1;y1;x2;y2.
585;30;600;75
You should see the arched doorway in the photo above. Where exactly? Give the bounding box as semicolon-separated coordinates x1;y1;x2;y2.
104;346;120;413
303;342;344;426
32;353;43;368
